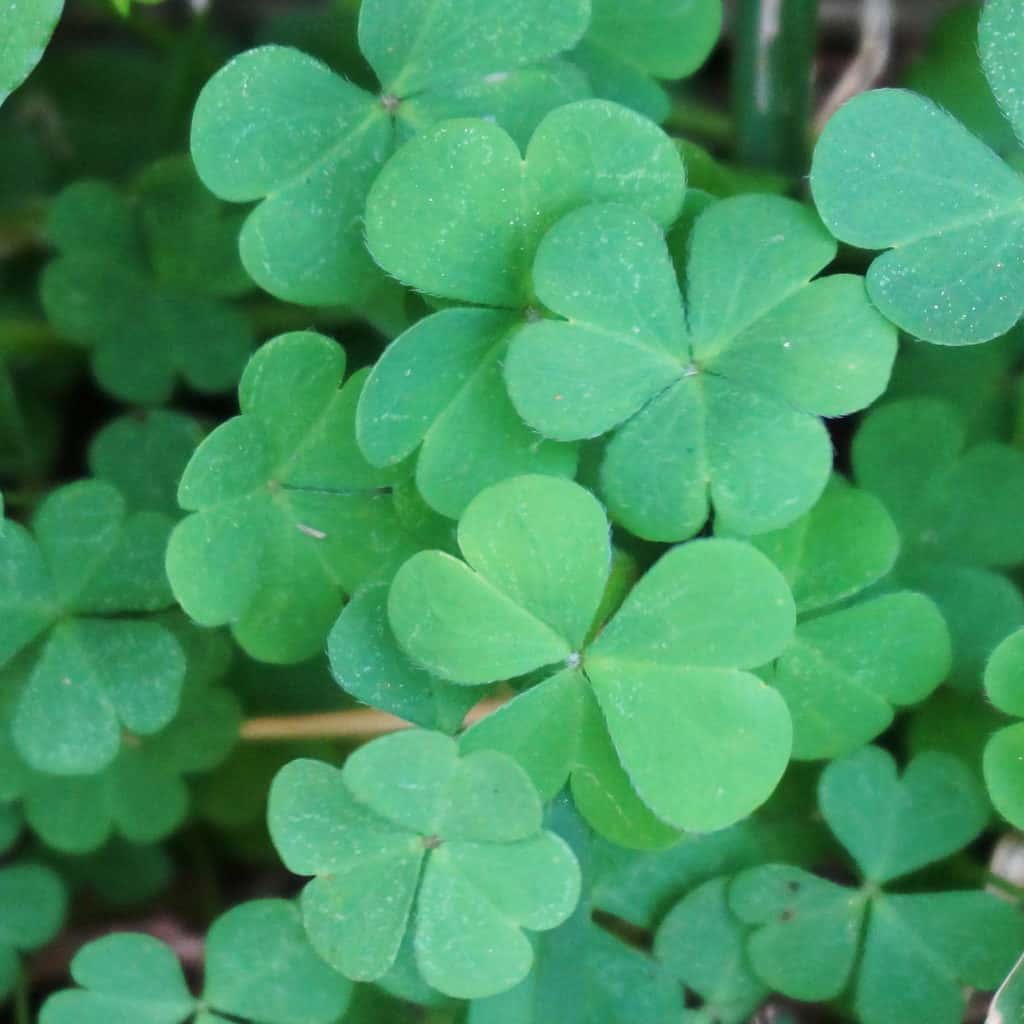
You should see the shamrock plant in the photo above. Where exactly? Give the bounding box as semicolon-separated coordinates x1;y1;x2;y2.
381;475;795;836
0;481;183;776
190;0;590;306
503;195;896;538
10;0;1024;1019
357;98;685;517
743;475;951;758
728;747;1024;1024
268;730;581;998
40;899;352;1023
852;397;1024;688
166;331;430;663
40;160;254;404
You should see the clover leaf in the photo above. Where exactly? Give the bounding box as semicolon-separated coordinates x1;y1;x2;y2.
853;397;1024;687
268;729;581;998
40;163;254;404
570;0;723;122
743;475;951;758
729;746;1023;1024
190;0;590;306
389;475;795;834
654;877;767;1024
467;793;683;1023
40;899;352;1024
982;628;1024;826
166;331;428;664
811;1;1024;345
358;99;685;516
0;0;63;107
89;410;204;519
504;195;896;539
328;584;482;733
0;862;66;1001
0;480;184;776
905;4;1020;158
1;615;238;853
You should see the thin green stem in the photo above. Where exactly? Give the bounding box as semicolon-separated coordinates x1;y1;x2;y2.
731;0;819;177
663;95;733;148
14;965;31;1024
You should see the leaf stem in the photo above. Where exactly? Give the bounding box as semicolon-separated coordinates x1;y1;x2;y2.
239;696;509;743
0;318;70;358
14;965;31;1024
731;0;819;176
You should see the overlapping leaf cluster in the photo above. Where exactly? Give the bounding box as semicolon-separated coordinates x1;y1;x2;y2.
6;0;1024;1021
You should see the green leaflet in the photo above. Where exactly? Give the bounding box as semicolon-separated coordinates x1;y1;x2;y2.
359;100;685;516
88;410;205;519
0;0;63;107
654;877;766;1023
729;746;1023;1024
328;584;480;733
0;862;66;1001
570;0;723;122
853;397;1024;688
267;731;581;999
983;629;1024;826
190;0;589;305
1;616;238;853
906;5;1020;158
388;475;795;834
0;481;183;776
505;196;896;539
811;77;1024;344
39;900;351;1024
40;163;253;404
166;332;427;663
738;476;950;759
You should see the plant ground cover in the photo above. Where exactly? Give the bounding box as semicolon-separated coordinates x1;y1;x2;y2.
4;0;1024;1022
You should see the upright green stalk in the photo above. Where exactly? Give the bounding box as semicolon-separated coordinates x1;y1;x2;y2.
732;0;819;176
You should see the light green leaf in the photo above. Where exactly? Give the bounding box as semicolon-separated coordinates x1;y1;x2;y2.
328;584;479;732
857;892;1024;1024
741;474;899;614
507;197;894;539
819;746;988;884
730;865;866;1001
571;0;722;122
811;88;1024;344
269;735;579;996
0;862;66;951
13;618;185;776
356;308;577;517
366;99;684;306
655;877;766;1022
980;0;1024;142
360;0;587;97
39;934;196;1024
167;333;423;663
203;899;352;1023
0;0;63;107
773;591;950;759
